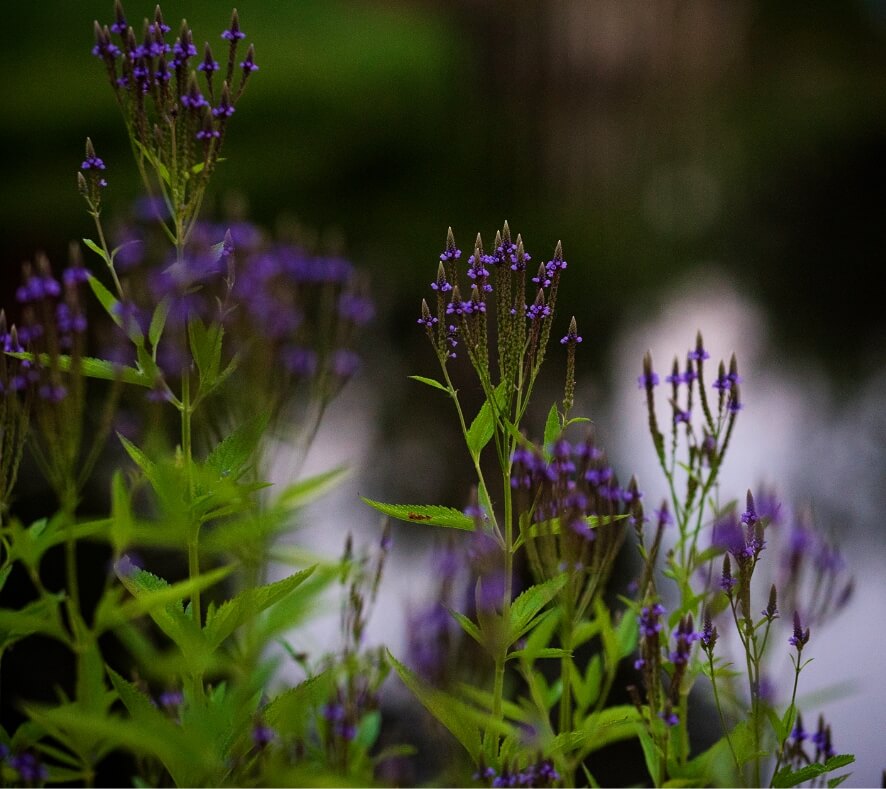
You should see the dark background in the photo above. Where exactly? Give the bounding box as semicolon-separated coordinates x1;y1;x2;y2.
3;1;885;785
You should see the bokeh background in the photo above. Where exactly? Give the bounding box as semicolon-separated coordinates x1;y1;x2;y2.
4;1;886;785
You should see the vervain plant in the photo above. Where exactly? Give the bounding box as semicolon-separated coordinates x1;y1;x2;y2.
0;4;385;786
0;2;861;787
364;229;856;788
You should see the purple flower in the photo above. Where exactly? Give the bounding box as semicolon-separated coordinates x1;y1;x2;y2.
212;95;235;118
252;724;275;748
198;50;220;73
338;293;374;324
331;349;360;379
240;47;260;73
81;154;106;171
173;37;198;61
700;610;718;651
439;246;462;263
281;346;317;377
659;710;679;727
789;610;810;650
9;752;48;783
638;603;665;638
637;371;660;389
182;88;209;109
159;690;184;708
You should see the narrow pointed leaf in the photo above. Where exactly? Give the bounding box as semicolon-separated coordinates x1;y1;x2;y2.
408;375;450;394
360;498;474;531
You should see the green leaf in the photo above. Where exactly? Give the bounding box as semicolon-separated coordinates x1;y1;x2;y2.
360;498;474;531
466;399;496;457
109;470;134;553
132;138;171;186
117;433;158;488
88;274;144;345
204;412;269;480
614;609;639;660
454;683;531;724
508;575;568;645
543;403;561;453
408;374;450;394
0;594;67;649
507;647;570;661
7;351;151;387
203;567;315;650
264;672;334;740
445;607;483;647
26;701;214;787
466;381;508;457
275;466;349;509
572;654;602;709
389;651;513;761
550;705;641;757
0;566;10;594
188;317;224;388
772;754;855;788
149;296;171;349
82;238;110;264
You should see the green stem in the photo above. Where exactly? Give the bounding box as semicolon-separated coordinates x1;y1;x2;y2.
90;210;125;300
770;657;802;786
709;653;742;778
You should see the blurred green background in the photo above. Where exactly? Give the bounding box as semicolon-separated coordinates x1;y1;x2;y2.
5;0;885;384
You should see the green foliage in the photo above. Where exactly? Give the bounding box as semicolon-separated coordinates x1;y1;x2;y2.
771;755;855;788
359;498;475;530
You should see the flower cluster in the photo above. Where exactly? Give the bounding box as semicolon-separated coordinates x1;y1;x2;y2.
99;214;371;416
0;747;48;785
474;759;560;788
418;223;568;389
510;434;634;606
90;2;258;228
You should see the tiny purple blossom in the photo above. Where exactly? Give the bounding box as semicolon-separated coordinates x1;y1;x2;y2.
637;371;660;389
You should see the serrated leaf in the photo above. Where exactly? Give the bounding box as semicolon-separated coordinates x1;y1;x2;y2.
445;607;483;647
772;754;855;788
203;567;315;650
508;575;568;645
408;374;450;393
550;705;641;757
388;651;513;761
106;561;230;665
204;413;269;480
7;351;150;387
360;498;474;530
117;433;157;488
0;594;67;648
264;672;334;740
188;317;224;388
25;702;214;787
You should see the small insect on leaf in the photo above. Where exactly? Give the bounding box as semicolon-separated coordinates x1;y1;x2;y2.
407;512;432;521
